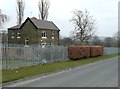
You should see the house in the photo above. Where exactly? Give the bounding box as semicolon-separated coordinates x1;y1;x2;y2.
8;17;60;45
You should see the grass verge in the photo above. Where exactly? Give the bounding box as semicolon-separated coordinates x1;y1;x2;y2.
2;54;119;84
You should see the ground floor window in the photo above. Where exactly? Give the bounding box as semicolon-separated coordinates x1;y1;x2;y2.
41;43;46;48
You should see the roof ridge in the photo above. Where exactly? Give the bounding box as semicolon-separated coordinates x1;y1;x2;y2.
30;17;52;23
8;17;60;31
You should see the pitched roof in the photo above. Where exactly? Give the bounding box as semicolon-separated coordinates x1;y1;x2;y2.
8;24;21;29
30;17;60;30
8;17;60;31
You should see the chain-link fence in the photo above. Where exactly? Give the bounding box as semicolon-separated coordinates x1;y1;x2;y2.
1;44;68;70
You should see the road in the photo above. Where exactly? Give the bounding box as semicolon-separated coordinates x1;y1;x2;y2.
3;57;118;87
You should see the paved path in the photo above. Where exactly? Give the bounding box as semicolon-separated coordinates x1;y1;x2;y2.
3;57;118;87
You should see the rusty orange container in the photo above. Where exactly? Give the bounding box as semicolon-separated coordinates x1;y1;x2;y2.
68;46;90;60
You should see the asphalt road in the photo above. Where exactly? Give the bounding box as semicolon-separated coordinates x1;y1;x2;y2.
3;57;118;87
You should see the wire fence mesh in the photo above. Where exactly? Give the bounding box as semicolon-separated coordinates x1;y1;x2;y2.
1;44;68;70
104;47;120;55
0;43;119;70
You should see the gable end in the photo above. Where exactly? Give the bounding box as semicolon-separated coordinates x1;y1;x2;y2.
20;17;38;29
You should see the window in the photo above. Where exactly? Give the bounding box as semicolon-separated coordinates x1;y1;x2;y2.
41;43;46;48
50;43;53;45
11;33;14;38
41;43;46;45
17;32;20;38
52;32;54;39
42;31;47;38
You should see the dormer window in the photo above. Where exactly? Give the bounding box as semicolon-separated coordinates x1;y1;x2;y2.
17;32;20;38
11;33;14;38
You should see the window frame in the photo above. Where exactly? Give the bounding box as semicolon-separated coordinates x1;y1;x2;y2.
11;33;15;38
52;32;54;39
41;31;47;39
17;32;21;38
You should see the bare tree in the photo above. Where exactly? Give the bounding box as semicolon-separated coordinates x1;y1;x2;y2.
103;37;114;47
70;9;96;45
38;0;50;20
90;36;103;46
0;9;9;28
60;37;74;46
16;0;25;25
1;30;8;43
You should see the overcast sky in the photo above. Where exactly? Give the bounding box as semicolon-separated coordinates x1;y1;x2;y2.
0;0;119;37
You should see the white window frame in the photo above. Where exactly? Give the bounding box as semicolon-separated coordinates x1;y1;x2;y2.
17;32;21;38
11;33;15;38
25;38;29;45
41;43;46;48
42;31;47;39
50;43;54;45
52;32;54;39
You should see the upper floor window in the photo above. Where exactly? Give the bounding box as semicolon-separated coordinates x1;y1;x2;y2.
52;32;54;39
11;33;14;38
42;31;47;38
17;32;20;38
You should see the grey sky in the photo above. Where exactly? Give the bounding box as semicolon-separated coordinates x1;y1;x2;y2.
0;0;119;37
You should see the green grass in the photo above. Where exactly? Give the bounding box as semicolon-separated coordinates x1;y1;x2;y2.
2;54;119;84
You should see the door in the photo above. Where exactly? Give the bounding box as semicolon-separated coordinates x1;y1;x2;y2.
25;38;29;45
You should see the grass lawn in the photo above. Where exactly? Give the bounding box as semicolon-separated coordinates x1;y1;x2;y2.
2;54;119;84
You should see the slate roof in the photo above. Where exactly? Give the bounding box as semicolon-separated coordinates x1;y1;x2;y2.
8;25;21;29
8;17;60;31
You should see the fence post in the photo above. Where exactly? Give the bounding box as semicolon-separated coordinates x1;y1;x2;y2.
4;44;8;69
32;46;35;66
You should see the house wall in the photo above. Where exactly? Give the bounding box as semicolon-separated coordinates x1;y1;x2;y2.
20;20;38;44
8;29;19;44
38;29;59;45
8;19;60;45
8;20;38;44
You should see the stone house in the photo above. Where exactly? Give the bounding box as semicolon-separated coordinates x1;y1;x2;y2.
8;17;60;45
